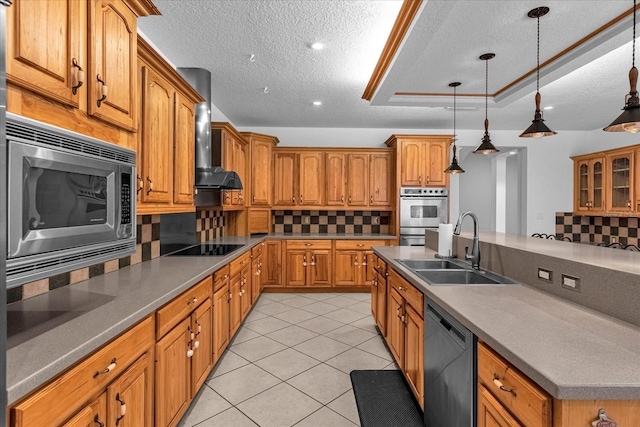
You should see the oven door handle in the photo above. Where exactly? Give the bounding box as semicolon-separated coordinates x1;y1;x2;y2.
26;168;44;229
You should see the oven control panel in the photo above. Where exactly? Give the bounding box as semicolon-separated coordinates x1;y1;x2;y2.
400;187;448;197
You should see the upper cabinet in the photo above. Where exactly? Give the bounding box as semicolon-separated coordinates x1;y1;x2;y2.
137;36;203;214
273;151;325;207
242;132;279;206
386;135;452;188
7;0;160;145
215;123;249;209
572;146;640;216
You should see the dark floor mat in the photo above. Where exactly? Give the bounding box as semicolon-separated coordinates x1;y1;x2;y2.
350;370;424;427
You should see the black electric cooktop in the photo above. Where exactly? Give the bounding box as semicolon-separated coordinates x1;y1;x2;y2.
166;243;245;257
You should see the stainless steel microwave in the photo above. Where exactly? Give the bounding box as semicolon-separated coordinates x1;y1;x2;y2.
6;113;136;288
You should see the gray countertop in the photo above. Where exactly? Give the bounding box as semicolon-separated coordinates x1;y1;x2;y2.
373;245;640;400
6;233;395;404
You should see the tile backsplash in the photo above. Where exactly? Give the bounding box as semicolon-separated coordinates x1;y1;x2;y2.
196;208;225;243
272;210;390;234
555;212;640;246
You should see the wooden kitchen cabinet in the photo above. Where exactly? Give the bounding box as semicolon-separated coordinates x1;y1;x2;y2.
404;304;424;406
283;240;332;287
240;264;252;319
273;151;324;206
108;351;154;427
299;152;325;206
251;242;265;299
242;132;279;206
264;240;282;287
369;153;393;206
334;240;387;286
347;153;369;206
62;393;107;427
137;36;203;214
155;276;213;427
371;256;388;336
386;135;452;187
274;152;298;205
606;148;635;213
214;123;249;209
213;268;230;363
478;384;522;427
326;153;347;205
572;154;604;214
387;286;405;370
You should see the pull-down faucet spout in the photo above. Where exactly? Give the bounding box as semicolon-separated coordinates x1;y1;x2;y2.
454;211;480;270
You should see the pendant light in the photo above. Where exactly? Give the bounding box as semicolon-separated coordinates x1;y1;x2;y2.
474;53;500;154
444;82;465;174
604;0;640;132
520;6;557;138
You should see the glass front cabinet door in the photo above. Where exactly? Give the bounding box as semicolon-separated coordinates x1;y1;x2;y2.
606;150;635;213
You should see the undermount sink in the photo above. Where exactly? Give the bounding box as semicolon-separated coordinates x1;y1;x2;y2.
415;269;519;286
395;259;467;270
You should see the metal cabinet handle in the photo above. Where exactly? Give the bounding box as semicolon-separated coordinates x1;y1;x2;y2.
305;243;312;246
71;58;84;95
493;375;516;395
253;195;256;202
187;297;198;305
427;176;430;184
398;286;406;291
136;175;143;194
349;196;352;203
356;243;365;247
303;255;307;267
292;196;295;203
94;414;105;427
300;195;303;204
311;256;316;266
146;177;153;195
419;175;422;184
115;393;126;426
96;74;108;107
93;358;117;378
341;195;344;203
628;200;632;207
370;196;373;204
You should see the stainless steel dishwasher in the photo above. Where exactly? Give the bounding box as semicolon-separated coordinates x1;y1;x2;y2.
424;297;476;427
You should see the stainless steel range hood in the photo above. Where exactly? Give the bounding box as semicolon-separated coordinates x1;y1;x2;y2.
176;68;242;191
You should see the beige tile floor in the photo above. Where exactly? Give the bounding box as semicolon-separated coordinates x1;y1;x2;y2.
178;292;398;427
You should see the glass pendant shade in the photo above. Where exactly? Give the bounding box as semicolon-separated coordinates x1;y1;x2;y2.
445;81;465;174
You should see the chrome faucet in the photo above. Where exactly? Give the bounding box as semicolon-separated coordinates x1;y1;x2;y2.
454;211;481;270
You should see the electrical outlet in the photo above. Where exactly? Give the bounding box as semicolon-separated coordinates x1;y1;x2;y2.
372;217;380;225
561;274;581;292
302;216;310;224
213;217;217;227
537;267;552;283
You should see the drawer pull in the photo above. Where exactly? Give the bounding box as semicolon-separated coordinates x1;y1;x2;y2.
398;286;406;291
71;58;84;95
93;358;117;378
493;375;516;395
115;393;126;426
187;297;198;305
146;177;153;195
193;340;200;350
94;414;105;427
356;243;365;247
187;348;194;358
96;74;108;107
305;243;312;246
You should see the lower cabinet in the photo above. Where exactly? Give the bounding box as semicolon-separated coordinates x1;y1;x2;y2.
264;240;282;287
251;242;265;300
385;268;425;408
107;351;154;427
283;240;332;286
478;384;521;427
62;393;107;427
371;255;388;336
334;240;386;286
213;268;230;363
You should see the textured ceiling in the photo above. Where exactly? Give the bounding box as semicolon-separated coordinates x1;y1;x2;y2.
138;0;637;131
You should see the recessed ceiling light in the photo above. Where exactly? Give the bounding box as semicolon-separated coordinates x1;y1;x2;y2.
313;101;322;106
310;42;324;50
543;106;553;110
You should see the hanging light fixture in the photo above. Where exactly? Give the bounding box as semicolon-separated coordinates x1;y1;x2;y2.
474;53;499;154
520;6;557;138
604;0;640;132
444;82;465;174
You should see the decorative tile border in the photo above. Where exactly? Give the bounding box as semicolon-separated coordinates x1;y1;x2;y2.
555;212;640;246
272;210;390;234
196;208;225;243
9;214;161;303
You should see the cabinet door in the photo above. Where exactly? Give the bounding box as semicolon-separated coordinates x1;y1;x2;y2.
191;299;213;397
173;92;195;205
299;152;324;205
364;252;376;286
326;153;347;206
425;140;449;186
347;154;369;206
229;275;242;336
251;138;272;205
574;159;591;213
606;150;635;212
371;272;378;320
274;152;298;205
88;0;138;131
334;250;359;286
376;273;387;336
252;255;262;302
387;287;405;370
590;158;604;213
400;141;423;186
478;385;522;427
264;240;282;286
240;266;251;319
7;0;85;108
140;66;173;203
155;318;191;427
108;351;153;427
236;142;248;206
369;153;392;206
213;284;230;362
404;304;424;408
62;393;107;427
309;249;332;286
284;249;307;286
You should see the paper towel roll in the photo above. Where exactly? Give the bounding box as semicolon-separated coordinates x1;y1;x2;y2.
438;224;453;257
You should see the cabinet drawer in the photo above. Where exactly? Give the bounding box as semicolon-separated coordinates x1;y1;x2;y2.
389;270;423;313
156;276;212;339
374;257;388;276
251;241;264;258
213;266;230;291
286;240;332;250
230;251;251;278
11;316;154;427
477;341;552;427
335;240;387;250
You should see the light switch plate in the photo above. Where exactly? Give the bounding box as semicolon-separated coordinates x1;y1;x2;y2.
372;217;380;225
302;216;310;224
561;274;581;292
537;268;552;283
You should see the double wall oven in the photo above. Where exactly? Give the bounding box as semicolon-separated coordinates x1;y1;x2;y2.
399;187;448;246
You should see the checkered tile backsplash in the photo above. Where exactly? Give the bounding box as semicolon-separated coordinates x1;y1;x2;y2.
9;214;162;304
272;210;390;234
196;208;225;243
555;212;640;246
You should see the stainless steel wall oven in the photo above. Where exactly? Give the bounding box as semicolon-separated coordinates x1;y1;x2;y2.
399;187;448;246
6;113;136;288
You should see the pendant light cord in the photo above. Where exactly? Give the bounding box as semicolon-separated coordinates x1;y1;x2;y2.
536;13;540;93
485;59;489;121
453;85;456;138
634;0;636;68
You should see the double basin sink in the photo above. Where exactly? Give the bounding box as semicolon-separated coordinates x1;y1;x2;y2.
395;258;519;286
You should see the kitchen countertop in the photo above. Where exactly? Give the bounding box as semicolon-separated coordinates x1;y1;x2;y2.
374;245;640;400
5;233;395;405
